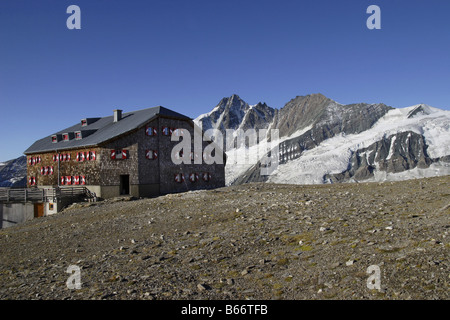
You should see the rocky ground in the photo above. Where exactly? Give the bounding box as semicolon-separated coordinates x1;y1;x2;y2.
0;176;449;300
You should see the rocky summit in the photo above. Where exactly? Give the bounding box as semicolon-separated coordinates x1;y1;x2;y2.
0;175;449;300
195;94;450;186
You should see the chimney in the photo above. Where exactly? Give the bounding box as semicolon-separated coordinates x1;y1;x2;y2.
114;109;122;122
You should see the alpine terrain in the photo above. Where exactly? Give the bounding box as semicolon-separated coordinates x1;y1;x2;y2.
194;94;450;186
0;156;27;188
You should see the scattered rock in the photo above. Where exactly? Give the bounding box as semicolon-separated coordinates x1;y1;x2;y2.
0;175;448;300
346;260;356;266
197;284;209;291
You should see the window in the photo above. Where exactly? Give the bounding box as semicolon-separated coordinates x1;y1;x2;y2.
76;152;85;162
111;150;128;160
145;126;157;136
75;131;82;140
173;128;185;137
174;173;185;183
162;127;177;136
81;119;87;127
202;172;211;182
145;149;158;160
87;151;96;161
63;134;69;141
174;150;184;160
51;134;62;143
29;157;41;166
28;177;36;186
189;173;198;182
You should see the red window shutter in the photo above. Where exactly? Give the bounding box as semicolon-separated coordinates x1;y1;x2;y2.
146;125;157;136
110;150;116;160
175;173;185;183
203;172;211;182
146;150;158;160
189;173;198;182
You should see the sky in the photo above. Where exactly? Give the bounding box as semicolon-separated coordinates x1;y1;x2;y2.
0;0;449;162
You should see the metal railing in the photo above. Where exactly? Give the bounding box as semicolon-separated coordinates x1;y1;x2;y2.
0;187;95;203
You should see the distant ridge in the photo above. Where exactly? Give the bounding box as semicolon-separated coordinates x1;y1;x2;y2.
195;94;450;185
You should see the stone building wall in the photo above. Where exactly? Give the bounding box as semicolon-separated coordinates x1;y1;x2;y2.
26;147;101;187
26;115;226;199
157;117;226;195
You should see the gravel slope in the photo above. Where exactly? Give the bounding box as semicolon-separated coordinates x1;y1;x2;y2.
0;176;449;300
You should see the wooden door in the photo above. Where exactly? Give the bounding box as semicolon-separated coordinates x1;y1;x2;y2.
34;203;44;218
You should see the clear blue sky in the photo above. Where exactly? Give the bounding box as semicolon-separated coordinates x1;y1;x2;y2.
1;0;449;162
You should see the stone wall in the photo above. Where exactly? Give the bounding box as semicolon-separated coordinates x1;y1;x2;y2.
26;147;101;187
158;116;226;195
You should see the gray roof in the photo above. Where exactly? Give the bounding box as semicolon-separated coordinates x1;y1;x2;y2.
24;106;191;154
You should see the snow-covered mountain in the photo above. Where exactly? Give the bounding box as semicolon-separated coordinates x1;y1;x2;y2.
0;156;27;187
196;94;276;133
195;94;450;185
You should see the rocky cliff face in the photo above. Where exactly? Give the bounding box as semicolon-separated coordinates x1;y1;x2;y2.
196;94;450;185
324;131;439;183
195;94;277;135
0;156;27;187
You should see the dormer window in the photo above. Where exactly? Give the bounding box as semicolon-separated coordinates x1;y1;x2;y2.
51;134;62;143
80;118;101;127
62;132;74;141
75;131;82;140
